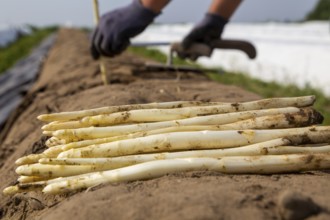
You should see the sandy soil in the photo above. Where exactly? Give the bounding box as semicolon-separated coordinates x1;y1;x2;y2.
0;29;329;220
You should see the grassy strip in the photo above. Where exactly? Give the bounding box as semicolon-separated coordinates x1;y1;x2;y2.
128;46;330;125
0;26;57;74
306;0;330;21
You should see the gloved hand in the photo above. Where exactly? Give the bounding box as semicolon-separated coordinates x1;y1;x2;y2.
178;13;228;60
91;0;159;59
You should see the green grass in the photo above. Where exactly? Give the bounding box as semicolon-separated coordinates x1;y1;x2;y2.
306;0;330;21
0;26;57;74
129;46;330;125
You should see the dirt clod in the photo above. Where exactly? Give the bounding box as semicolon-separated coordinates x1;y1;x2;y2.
278;190;322;220
28;198;45;211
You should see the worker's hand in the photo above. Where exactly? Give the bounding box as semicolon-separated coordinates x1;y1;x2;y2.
178;13;228;60
90;0;159;59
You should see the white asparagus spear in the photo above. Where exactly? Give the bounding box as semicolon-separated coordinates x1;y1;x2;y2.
42;106;303;132
73;96;317;127
18;176;50;183
58;126;330;158
16;164;119;178
39;144;330;166
37;101;228;122
15;154;46;166
207;108;322;130
45;137;66;147
3;175;83;195
49;107;303;141
3;185;43;195
50;122;266;151
42;154;330;194
15;145;64;166
59;136;133;151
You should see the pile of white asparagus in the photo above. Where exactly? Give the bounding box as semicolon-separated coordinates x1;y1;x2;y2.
3;96;330;195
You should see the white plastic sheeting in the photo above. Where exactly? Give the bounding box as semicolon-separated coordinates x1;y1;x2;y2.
0;24;31;47
0;34;55;127
133;21;330;95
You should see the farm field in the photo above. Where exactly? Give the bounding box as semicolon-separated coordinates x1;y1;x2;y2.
0;29;329;220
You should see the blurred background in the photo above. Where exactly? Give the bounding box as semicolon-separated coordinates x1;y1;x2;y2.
0;0;323;25
0;0;329;117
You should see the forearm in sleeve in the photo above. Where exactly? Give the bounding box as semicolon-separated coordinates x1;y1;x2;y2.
208;0;242;19
140;0;171;13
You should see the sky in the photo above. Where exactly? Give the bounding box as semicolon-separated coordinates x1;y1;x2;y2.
0;0;319;27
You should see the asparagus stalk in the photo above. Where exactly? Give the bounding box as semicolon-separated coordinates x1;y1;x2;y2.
58;126;330;158
41;154;330;194
3;175;84;195
15;154;46;166
3;185;43;195
18;176;50;183
15;145;64;166
16;164;116;178
45;137;66;147
37;101;228;122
